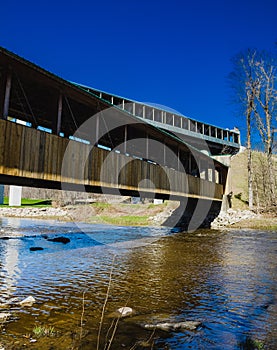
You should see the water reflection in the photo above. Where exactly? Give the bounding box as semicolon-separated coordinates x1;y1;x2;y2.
0;219;276;349
0;218;22;302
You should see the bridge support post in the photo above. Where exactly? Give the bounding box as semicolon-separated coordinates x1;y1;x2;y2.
177;147;180;171
52;93;63;135
2;70;12;119
57;93;62;135
0;185;4;205
146;132;149;159
9;186;22;206
124;125;127;153
95;114;99;145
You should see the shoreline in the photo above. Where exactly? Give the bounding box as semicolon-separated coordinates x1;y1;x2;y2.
0;204;276;230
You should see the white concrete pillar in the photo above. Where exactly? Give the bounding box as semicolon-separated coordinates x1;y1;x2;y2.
153;199;163;205
7;119;25;206
0;185;4;204
9;186;22;206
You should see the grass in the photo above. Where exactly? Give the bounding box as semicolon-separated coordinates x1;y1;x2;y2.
0;197;52;207
231;218;277;230
147;202;166;209
32;325;55;338
99;215;149;226
91;202;111;209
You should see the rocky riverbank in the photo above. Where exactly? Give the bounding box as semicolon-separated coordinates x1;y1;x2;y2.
211;209;259;229
0;205;276;230
0;206;68;219
211;209;277;229
0;203;175;225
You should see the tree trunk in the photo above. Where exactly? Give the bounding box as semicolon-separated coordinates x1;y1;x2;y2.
267;146;276;205
247;107;253;210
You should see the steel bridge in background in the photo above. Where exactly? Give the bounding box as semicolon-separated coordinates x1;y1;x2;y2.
74;83;240;156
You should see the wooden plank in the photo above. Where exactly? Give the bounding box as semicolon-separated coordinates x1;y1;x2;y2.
6;122;22;176
0;120;7;174
38;132;46;175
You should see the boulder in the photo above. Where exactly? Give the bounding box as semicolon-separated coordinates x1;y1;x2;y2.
117;307;133;317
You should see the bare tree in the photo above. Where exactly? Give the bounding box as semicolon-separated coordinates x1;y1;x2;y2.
252;53;277;205
229;48;277;209
229;50;258;209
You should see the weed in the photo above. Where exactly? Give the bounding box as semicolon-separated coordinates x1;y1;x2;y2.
32;325;55;338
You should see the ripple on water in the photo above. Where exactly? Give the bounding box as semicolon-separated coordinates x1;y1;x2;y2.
0;219;276;349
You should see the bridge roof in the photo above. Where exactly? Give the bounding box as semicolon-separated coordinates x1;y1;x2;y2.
73;82;241;155
0;46;233;166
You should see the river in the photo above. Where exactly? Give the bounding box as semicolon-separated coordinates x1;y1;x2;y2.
0;218;276;349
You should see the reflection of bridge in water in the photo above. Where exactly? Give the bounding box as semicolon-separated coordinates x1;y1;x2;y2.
0;47;240;228
0;218;21;303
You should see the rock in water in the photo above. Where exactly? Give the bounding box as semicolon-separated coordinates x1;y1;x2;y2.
47;236;70;244
145;321;201;332
117;307;133;317
30;247;44;251
19;296;36;307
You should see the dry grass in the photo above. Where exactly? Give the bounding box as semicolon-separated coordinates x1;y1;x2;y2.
230;216;277;230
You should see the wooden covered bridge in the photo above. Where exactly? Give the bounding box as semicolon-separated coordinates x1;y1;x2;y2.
0;47;240;228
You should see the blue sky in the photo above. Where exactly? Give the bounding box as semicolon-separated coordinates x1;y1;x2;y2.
1;0;276;144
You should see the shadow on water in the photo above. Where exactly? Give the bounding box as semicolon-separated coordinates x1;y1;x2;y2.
0;218;276;349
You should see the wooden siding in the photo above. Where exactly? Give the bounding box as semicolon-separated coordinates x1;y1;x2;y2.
0;120;223;200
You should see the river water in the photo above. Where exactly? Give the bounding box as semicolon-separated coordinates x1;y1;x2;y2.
0;217;276;349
